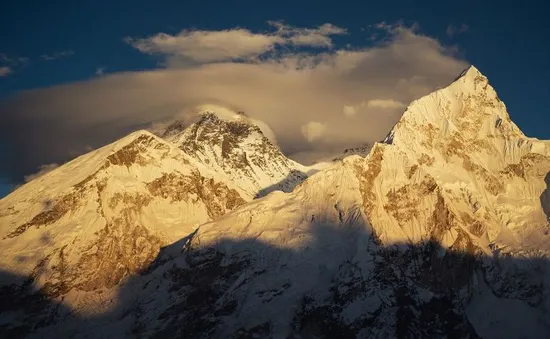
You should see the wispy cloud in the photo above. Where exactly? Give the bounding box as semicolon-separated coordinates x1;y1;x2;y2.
125;29;280;63
23;163;59;182
301;121;327;142
0;53;29;76
1;21;468;180
343;105;357;117
95;67;106;76
0;66;12;77
0;50;74;77
342;99;406;118
0;53;28;65
267;21;346;48
366;99;406;109
124;22;346;64
40;50;74;61
446;24;469;37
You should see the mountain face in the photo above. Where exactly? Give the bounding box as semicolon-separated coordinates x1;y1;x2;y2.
2;66;550;339
159;111;312;199
0;131;246;303
334;143;373;161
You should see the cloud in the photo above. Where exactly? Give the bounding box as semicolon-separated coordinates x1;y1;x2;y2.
95;67;106;76
0;53;29;75
125;22;346;64
0;53;28;65
343;105;357;117
41;50;74;61
342;99;405;118
0;66;11;77
366;99;405;109
1;21;468;181
446;24;469;37
125;29;281;63
23;163;59;182
301;121;327;142
268;21;346;48
0;50;74;76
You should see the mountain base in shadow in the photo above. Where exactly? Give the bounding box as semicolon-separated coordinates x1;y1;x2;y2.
1;218;549;339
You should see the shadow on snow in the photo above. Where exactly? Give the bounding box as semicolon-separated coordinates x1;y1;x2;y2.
1;177;550;338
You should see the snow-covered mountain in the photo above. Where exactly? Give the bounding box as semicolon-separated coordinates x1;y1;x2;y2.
173;67;550;337
158;109;313;199
2;66;550;338
0;131;246;301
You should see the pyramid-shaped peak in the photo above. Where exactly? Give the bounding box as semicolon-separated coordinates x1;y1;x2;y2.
454;65;486;83
379;64;523;149
462;64;481;76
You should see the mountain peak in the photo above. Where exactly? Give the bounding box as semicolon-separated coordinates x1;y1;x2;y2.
455;65;482;81
196;104;249;122
197;109;252;127
190;111;261;143
197;110;222;124
197;108;255;125
447;65;490;96
381;65;523;151
160;108;309;199
155;106;255;140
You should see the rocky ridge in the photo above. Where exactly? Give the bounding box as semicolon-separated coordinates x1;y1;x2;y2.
160;111;312;198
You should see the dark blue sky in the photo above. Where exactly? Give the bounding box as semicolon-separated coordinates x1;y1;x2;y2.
0;0;549;197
